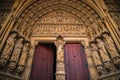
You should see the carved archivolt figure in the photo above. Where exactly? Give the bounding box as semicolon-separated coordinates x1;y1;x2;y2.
8;38;24;72
0;33;17;66
54;36;65;63
16;42;30;74
103;34;120;66
96;38;113;71
88;27;95;39
90;42;106;75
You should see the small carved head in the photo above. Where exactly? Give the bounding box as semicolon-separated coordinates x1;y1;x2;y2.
96;38;102;43
18;38;24;43
10;33;17;38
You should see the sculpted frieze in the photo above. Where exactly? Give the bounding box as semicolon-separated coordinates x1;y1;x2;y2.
32;24;86;36
32;11;87;37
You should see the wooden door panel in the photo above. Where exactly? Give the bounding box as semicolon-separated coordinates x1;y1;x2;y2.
64;44;90;80
30;44;55;80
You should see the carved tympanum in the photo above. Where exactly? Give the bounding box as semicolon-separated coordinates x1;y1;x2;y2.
32;10;87;37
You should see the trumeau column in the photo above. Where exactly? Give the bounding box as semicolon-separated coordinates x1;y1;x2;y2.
54;36;66;80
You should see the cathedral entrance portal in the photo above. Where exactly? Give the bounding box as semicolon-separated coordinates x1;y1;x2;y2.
29;10;90;80
1;0;120;80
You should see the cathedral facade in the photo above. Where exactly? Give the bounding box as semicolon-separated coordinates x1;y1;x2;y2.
0;0;120;80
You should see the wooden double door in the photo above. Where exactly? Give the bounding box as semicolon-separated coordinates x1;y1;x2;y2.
30;43;90;80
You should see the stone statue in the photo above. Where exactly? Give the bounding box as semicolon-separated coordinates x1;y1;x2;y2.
54;36;65;63
16;42;30;74
54;36;66;80
90;42;106;75
103;34;120;67
90;42;102;66
96;38;114;72
0;33;17;66
8;38;23;72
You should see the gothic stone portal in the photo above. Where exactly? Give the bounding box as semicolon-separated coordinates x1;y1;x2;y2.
29;10;90;80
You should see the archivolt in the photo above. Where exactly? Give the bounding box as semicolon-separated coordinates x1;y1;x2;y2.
13;0;106;39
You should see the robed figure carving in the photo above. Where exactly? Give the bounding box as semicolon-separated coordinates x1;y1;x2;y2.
54;36;65;63
96;38;114;72
0;33;17;66
8;38;24;72
16;42;30;74
103;34;120;67
90;42;106;75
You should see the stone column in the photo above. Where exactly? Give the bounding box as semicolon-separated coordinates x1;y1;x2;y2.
54;36;66;80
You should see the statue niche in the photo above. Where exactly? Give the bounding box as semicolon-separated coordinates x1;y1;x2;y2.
0;33;17;67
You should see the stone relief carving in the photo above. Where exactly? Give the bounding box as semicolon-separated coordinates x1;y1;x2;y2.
32;11;87;37
54;36;65;63
8;38;24;72
1;0;120;80
16;42;30;74
96;38;114;72
90;42;106;75
0;33;17;67
88;27;96;39
90;42;102;65
103;33;120;67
